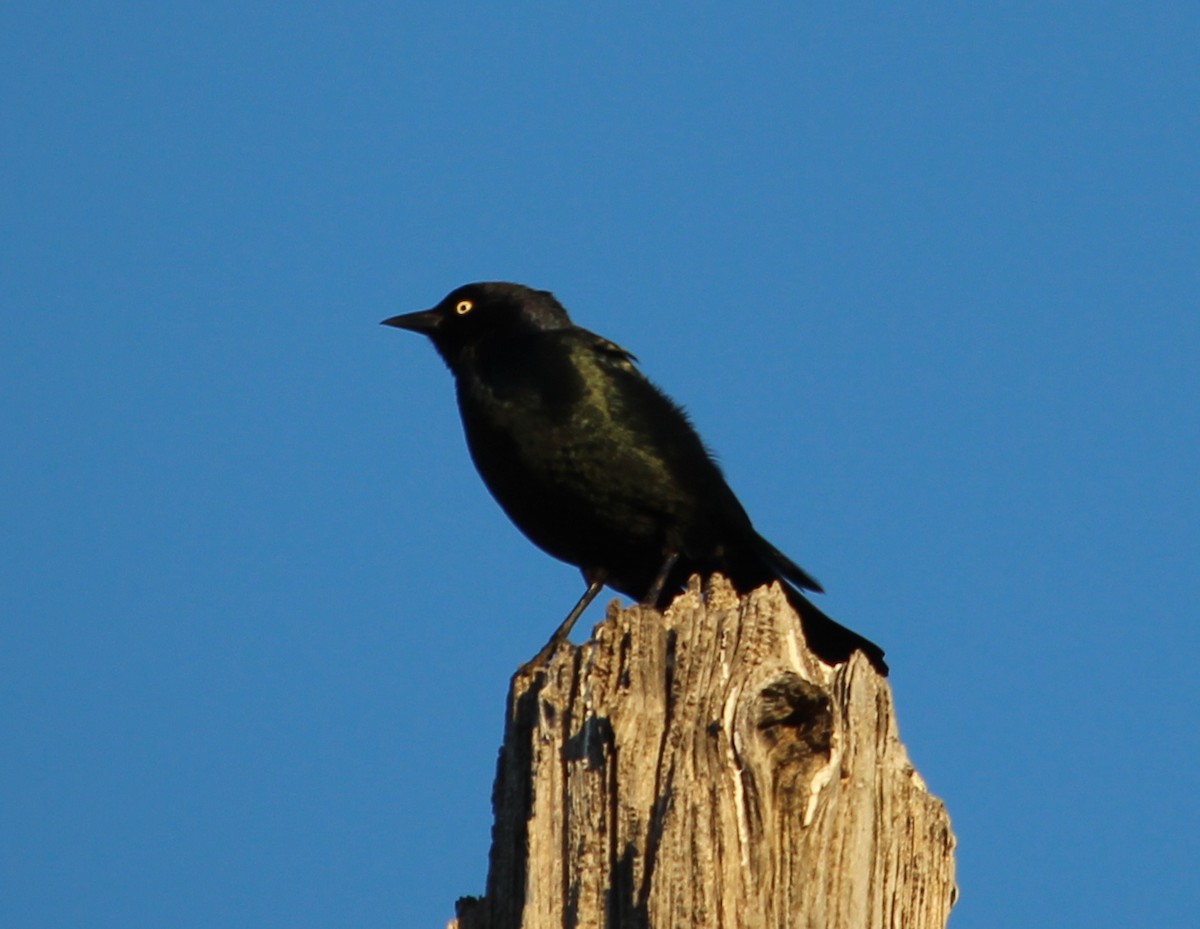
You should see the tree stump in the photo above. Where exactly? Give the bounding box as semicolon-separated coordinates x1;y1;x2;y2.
450;576;956;929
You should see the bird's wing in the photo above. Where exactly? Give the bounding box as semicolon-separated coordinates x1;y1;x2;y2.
574;329;828;596
571;326;756;520
754;535;825;594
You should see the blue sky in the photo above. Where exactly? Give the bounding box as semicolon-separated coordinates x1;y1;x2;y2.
3;4;1197;927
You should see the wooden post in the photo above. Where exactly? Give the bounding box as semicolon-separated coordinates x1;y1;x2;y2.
451;577;956;929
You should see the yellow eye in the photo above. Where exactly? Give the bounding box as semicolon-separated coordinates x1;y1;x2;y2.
455;300;474;315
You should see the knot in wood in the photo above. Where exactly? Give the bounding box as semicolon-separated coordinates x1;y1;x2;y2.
755;672;833;757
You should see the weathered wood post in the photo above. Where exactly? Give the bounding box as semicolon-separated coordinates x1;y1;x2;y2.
451;576;956;929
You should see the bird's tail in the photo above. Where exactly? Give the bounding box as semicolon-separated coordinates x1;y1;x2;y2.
782;584;889;676
740;535;889;675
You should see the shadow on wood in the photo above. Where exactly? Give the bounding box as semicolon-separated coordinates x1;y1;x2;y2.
451;576;956;929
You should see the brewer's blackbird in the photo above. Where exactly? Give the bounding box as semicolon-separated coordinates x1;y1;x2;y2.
382;282;886;674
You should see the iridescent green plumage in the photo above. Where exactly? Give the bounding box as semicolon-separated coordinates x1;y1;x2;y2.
383;282;886;673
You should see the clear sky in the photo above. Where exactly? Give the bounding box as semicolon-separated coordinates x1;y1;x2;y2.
3;4;1197;927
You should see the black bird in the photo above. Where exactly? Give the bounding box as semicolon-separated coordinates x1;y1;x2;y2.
382;282;886;674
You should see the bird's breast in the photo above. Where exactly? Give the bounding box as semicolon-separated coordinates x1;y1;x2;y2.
458;368;680;534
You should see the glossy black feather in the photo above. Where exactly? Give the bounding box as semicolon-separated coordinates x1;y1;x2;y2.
383;282;887;674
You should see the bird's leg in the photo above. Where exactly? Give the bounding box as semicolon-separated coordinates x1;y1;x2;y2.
642;552;680;608
526;568;608;667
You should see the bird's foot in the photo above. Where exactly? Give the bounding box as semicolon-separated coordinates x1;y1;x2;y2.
518;631;570;676
517;572;608;676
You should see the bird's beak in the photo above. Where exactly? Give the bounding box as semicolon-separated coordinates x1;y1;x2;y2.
381;308;441;333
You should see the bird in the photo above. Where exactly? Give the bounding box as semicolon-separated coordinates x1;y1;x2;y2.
382;282;887;674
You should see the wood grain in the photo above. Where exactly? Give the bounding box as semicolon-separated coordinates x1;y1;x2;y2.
451;577;956;929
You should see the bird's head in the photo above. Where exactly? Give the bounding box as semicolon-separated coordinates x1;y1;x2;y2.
382;282;571;369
